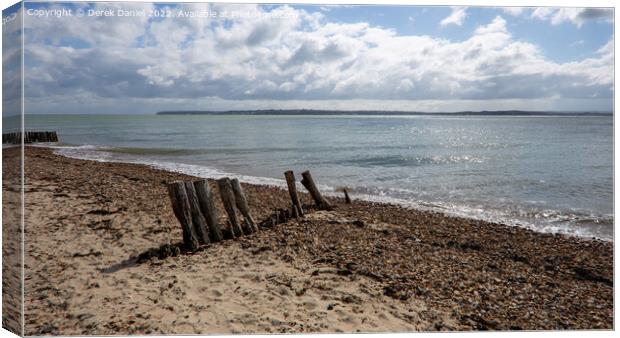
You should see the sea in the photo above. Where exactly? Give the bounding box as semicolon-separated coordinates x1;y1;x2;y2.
19;114;614;240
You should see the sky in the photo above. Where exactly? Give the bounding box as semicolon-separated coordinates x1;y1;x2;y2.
2;2;615;114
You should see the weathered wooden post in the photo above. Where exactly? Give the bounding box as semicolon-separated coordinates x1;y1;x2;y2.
217;178;243;238
343;188;352;204
167;182;200;251
300;170;331;210
230;178;257;234
284;170;304;217
194;179;224;242
184;181;211;245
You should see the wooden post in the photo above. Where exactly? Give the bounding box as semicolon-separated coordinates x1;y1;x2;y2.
167;182;200;251
217;178;243;238
278;208;290;223
300;170;331;210
343;188;351;204
230;178;257;234
184;181;211;245
284;170;304;217
194;179;224;242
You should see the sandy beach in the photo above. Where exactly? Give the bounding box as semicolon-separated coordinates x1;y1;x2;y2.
3;146;613;335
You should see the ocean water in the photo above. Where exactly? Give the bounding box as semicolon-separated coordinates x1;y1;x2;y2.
22;114;613;240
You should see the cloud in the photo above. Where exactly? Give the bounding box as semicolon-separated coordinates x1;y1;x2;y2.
440;7;467;27
532;7;613;27
501;7;527;16
21;4;613;113
474;15;508;35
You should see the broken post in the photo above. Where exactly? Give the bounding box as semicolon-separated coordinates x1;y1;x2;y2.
300;170;331;210
167;182;200;251
343;188;352;204
184;181;211;245
193;179;223;242
230;178;257;234
284;170;304;217
217;177;243;238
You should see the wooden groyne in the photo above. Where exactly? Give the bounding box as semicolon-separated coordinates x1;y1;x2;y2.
2;131;59;144
166;170;337;250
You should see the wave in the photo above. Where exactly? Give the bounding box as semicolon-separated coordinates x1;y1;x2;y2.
84;143;412;155
48;144;612;241
50;143;492;159
343;154;485;168
344;184;613;240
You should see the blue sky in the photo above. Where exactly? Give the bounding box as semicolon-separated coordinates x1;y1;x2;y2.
3;2;614;114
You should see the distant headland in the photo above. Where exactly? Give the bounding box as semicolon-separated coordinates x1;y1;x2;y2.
156;109;612;116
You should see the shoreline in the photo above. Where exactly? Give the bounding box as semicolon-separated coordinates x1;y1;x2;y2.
4;146;613;333
46;143;613;241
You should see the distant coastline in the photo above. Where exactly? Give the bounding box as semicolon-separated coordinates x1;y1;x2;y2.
156;109;612;116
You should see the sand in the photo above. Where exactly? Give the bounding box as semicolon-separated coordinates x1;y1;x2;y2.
1;146;613;335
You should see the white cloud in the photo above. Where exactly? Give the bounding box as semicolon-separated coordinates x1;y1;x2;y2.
21;4;613;113
532;7;613;27
440;7;467;27
474;15;508;35
502;7;527;16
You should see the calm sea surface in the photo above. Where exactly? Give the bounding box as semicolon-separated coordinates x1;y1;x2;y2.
22;114;614;240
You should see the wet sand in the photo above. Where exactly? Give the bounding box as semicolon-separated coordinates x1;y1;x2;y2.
3;146;613;334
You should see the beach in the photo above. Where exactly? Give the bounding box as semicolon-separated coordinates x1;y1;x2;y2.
5;146;613;334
